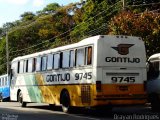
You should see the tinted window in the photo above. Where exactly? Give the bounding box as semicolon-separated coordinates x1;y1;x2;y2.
47;54;53;70
42;56;47;71
86;46;92;65
54;54;60;69
17;61;20;73
62;51;69;68
70;50;74;67
32;58;36;72
19;60;24;73
36;57;41;71
76;48;85;67
2;78;4;86
28;58;33;72
24;60;28;73
5;77;7;86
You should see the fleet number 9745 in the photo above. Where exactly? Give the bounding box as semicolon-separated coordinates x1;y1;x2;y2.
111;77;135;83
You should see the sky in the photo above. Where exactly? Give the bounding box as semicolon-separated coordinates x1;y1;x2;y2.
0;0;80;27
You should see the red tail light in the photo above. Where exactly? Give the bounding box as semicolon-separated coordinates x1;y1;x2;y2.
96;81;102;92
144;81;147;91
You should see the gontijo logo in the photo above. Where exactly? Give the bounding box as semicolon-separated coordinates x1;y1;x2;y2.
112;44;134;55
105;44;140;63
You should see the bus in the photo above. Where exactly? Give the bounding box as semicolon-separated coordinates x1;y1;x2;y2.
0;74;10;102
146;53;160;111
9;35;147;112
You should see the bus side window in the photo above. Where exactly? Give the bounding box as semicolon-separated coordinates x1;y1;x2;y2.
60;52;63;68
76;48;85;67
5;77;7;86
42;56;47;71
2;78;3;86
32;58;36;72
47;54;53;70
70;50;75;67
19;60;24;73
17;61;20;73
54;53;60;69
75;50;77;67
36;57;42;71
24;60;28;73
62;51;69;68
28;58;33;73
85;46;92;65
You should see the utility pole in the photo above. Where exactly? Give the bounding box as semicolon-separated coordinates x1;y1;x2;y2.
6;32;9;74
122;0;125;9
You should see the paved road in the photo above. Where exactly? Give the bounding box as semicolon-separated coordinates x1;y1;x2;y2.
0;102;159;120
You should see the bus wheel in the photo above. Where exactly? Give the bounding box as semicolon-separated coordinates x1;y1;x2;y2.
60;90;71;113
150;94;160;112
18;91;27;107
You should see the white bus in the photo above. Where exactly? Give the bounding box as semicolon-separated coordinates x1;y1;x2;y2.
146;53;160;111
10;35;147;112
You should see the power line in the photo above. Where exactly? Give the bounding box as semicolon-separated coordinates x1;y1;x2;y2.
9;1;121;54
9;23;109;57
134;9;160;16
127;2;160;7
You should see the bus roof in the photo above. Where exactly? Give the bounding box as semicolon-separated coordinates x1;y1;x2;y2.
149;53;160;60
11;35;142;62
0;74;8;78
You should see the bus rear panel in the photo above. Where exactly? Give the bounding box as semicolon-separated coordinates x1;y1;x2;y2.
93;35;147;106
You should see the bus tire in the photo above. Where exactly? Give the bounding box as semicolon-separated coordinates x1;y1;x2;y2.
60;90;71;113
18;91;27;107
49;104;56;110
150;94;160;112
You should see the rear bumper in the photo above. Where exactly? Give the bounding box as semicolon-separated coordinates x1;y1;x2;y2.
92;94;147;106
95;94;147;100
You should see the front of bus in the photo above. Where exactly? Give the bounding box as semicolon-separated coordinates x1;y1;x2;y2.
92;35;147;107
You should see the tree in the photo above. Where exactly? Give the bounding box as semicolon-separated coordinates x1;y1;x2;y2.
70;0;121;40
37;3;60;15
108;11;160;57
20;12;36;21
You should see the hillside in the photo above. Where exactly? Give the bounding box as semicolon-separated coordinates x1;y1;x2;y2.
0;0;160;74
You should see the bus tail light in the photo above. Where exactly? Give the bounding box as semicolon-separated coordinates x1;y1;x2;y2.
144;81;147;91
96;81;102;92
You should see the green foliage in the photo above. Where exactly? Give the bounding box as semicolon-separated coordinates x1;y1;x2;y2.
70;0;121;40
108;11;160;57
0;38;6;74
37;3;60;15
0;0;160;74
20;12;36;21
